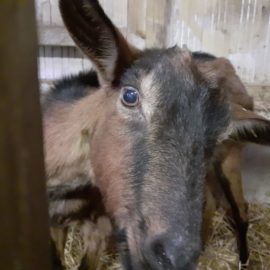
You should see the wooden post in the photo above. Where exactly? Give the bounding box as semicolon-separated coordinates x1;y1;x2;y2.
0;1;52;270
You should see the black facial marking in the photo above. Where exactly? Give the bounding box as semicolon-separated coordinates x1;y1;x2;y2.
130;132;149;210
48;180;93;201
138;217;146;232
49;186;105;226
43;70;99;111
115;228;127;245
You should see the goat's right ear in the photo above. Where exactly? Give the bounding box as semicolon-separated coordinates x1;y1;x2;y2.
225;104;270;145
59;0;140;86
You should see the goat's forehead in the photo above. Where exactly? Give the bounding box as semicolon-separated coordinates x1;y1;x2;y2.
122;48;195;94
119;49;202;123
138;48;192;75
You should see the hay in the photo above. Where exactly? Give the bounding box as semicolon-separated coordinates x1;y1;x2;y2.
64;203;270;270
198;203;270;270
64;226;85;269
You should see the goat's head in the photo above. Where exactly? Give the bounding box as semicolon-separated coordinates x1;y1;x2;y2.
59;1;270;269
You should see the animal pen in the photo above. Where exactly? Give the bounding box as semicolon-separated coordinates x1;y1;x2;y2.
1;0;270;270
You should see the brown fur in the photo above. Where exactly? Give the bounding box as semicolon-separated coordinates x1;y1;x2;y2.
195;57;253;110
89;93;135;222
198;57;263;266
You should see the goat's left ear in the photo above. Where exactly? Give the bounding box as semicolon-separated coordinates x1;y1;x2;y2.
59;0;140;86
226;104;270;145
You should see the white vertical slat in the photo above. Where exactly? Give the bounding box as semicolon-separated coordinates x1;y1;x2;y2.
50;0;63;26
62;47;70;77
67;47;76;75
38;46;46;81
36;0;270;86
41;0;51;25
52;47;62;79
112;0;128;35
127;0;147;49
44;46;54;80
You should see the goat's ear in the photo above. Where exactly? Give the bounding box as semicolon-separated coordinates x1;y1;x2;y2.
59;0;140;86
225;104;270;145
196;57;233;88
197;57;254;110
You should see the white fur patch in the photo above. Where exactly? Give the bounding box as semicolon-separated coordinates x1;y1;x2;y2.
116;72;159;125
140;72;159;122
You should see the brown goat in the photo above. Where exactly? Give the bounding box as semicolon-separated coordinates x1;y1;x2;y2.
194;53;270;266
43;1;270;269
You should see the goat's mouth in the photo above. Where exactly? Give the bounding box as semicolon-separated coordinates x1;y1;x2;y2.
115;228;200;270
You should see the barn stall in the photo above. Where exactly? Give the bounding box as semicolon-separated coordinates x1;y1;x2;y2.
36;1;270;196
35;1;270;269
37;0;270;196
1;0;269;270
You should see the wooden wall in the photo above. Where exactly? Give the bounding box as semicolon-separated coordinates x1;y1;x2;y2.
0;1;52;269
36;0;270;86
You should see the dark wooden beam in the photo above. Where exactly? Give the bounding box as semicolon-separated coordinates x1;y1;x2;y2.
0;1;51;269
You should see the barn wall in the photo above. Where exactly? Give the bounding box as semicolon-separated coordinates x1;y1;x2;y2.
36;0;270;86
0;1;52;269
36;0;270;203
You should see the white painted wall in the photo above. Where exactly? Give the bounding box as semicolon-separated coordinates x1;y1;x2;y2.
38;46;91;81
36;0;270;85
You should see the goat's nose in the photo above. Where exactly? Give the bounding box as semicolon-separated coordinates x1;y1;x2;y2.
144;234;200;270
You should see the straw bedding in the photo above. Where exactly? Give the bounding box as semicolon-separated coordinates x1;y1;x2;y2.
63;203;270;270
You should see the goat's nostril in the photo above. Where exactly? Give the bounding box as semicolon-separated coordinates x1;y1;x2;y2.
144;235;200;270
152;240;174;268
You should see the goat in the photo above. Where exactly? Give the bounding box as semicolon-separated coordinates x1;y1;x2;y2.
42;1;270;269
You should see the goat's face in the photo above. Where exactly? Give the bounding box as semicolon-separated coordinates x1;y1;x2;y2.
59;1;233;269
86;48;229;270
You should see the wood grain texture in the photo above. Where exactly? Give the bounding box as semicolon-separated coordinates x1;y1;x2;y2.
0;1;52;269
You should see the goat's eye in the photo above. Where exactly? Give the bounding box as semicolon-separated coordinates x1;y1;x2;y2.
121;87;139;107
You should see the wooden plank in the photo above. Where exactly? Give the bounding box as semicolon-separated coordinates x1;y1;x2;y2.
39;0;51;25
145;0;171;47
50;0;64;25
52;46;62;79
45;46;54;80
127;0;147;49
38;25;127;46
38;26;75;46
0;1;52;270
